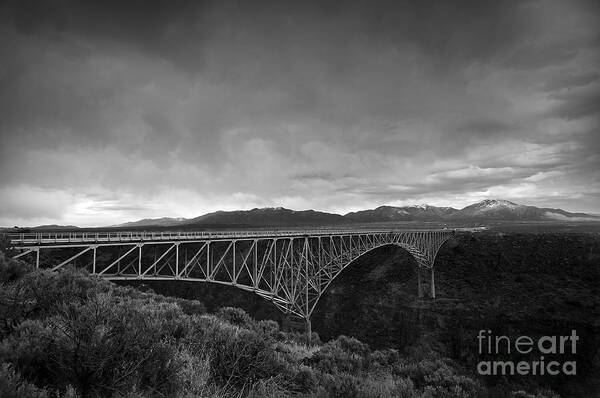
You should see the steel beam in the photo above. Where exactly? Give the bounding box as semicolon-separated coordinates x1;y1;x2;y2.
7;228;461;320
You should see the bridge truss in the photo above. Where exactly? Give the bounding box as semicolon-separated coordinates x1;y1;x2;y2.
9;229;457;337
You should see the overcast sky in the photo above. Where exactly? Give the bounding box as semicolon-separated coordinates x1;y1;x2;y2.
0;0;599;226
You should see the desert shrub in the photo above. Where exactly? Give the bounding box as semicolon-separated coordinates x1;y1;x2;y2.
125;296;191;340
0;362;49;398
181;314;232;351
0;234;17;257
510;391;560;398
255;319;280;338
318;372;360;398
512;392;537;398
174;348;212;396
309;331;323;345
391;377;419;398
393;357;483;398
305;335;371;374
0;264;202;340
311;372;418;398
247;376;291;398
336;335;371;356
422;381;481;398
137;340;182;394
0;267;111;332
180;313;291;390
423;362;482;397
354;375;418;398
369;348;401;368
216;306;253;328
275;340;320;367
174;298;206;316
281;329;323;346
292;365;318;393
0;319;55;384
1;292;187;397
207;326;285;389
0;283;34;339
394;357;445;387
0;251;34;284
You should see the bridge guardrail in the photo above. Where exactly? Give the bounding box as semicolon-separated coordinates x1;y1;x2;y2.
4;227;473;246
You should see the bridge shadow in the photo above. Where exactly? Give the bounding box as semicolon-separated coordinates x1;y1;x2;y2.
310;244;428;349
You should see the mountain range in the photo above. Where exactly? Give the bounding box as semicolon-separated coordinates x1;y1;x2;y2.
114;199;599;229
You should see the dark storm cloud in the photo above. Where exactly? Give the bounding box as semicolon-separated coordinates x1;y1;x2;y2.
549;89;600;120
453;119;517;144
346;165;545;197
542;72;599;91
0;0;599;225
2;0;205;50
500;42;578;70
2;0;526;60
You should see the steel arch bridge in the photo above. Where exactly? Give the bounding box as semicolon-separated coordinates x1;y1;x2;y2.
8;228;468;337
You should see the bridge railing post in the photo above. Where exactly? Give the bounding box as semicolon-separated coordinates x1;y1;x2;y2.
175;243;179;278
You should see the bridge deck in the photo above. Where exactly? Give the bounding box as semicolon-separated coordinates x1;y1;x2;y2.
5;227;479;319
6;228;468;246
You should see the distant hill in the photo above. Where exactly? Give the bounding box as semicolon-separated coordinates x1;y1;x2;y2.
116;217;188;228
21;200;600;230
1;224;81;233
345;204;459;222
31;225;80;231
186;207;346;227
113;207;346;228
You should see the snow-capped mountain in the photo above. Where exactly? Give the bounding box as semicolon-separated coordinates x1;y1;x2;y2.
109;200;599;229
452;199;598;221
453;199;537;220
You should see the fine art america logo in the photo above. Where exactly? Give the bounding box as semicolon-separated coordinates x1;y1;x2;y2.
477;330;578;376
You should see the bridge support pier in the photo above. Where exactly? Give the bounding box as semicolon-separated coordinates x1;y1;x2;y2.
417;266;423;298
305;317;312;345
430;267;436;299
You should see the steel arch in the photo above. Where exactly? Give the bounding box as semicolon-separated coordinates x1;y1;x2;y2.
7;228;465;336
